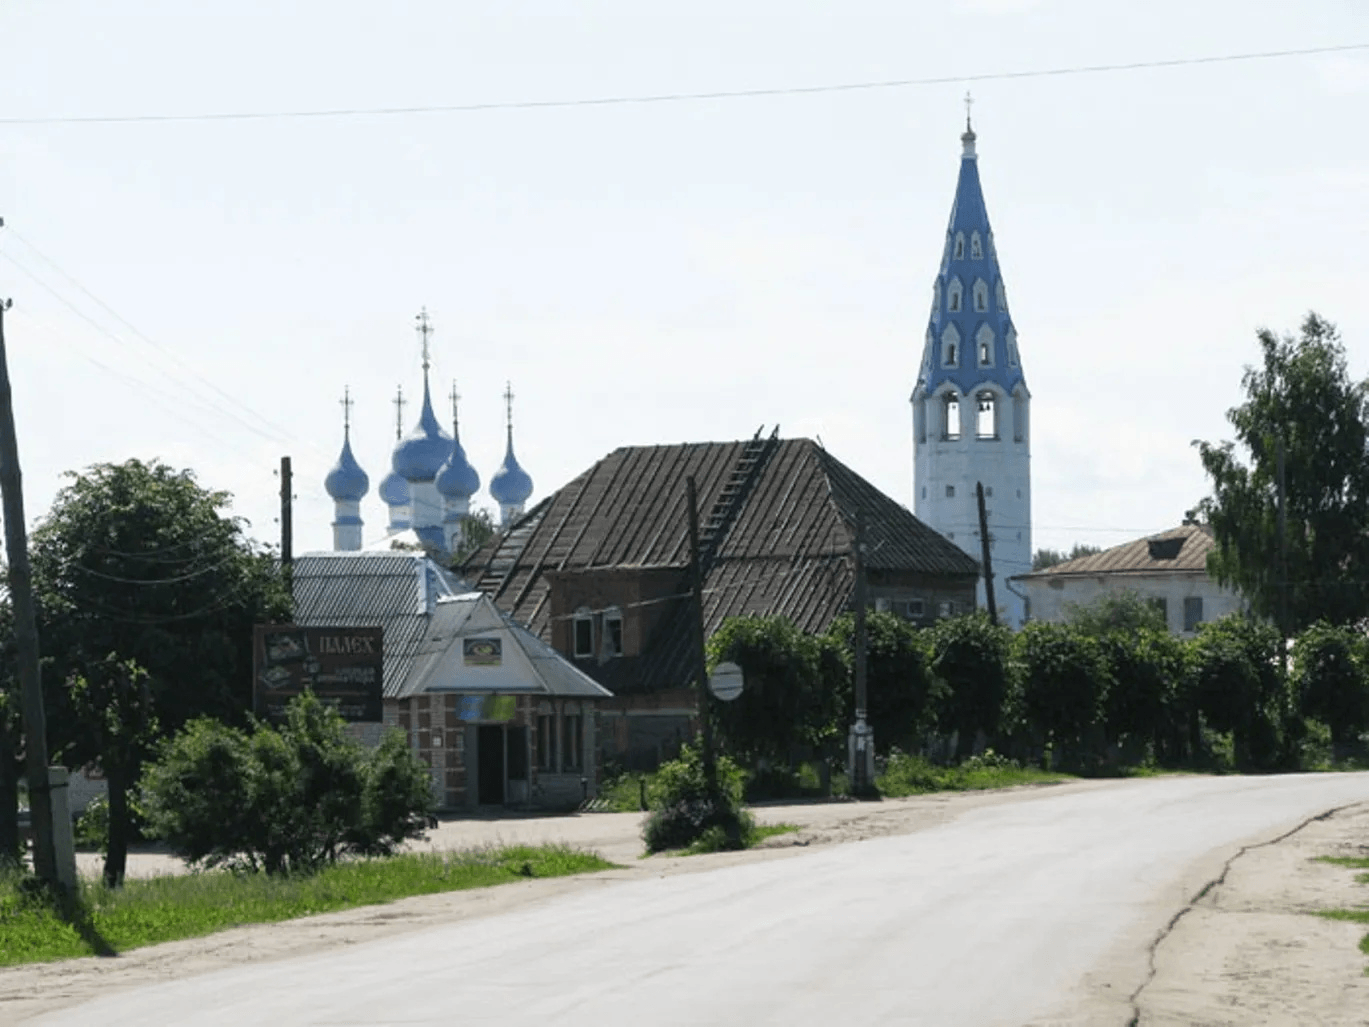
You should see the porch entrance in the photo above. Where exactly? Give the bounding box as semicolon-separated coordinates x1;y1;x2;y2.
477;725;505;805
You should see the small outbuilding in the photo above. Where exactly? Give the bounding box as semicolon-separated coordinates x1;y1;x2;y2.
292;551;612;810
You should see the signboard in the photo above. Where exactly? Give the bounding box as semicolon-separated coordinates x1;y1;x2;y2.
463;637;503;666
709;661;745;702
457;694;517;722
253;625;383;723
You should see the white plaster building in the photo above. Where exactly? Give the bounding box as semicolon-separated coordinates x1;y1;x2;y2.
912;115;1031;625
1010;525;1245;635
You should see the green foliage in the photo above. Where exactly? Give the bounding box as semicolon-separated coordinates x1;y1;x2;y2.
1013;622;1108;768
1066;591;1167;636
73;794;150;854
1292;622;1369;746
1032;544;1103;571
828;611;938;752
1097;628;1191;761
1196;313;1369;632
0;845;613;966
641;745;753;854
141;692;434;875
706;616;846;763
876;748;1068;797
1190;616;1289;770
927;612;1013;756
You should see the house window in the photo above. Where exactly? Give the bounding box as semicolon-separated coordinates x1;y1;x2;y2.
603;609;624;657
573;610;594;658
945;484;956;498
976;392;997;439
944;395;960;439
970;232;983;259
536;714;556;771
1183;596;1204;632
938;600;956;618
904;598;925;619
563;713;582;770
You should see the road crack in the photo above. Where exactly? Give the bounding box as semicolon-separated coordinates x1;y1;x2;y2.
1126;799;1369;1027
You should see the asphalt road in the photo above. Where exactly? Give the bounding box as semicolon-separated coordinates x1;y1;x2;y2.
29;773;1369;1027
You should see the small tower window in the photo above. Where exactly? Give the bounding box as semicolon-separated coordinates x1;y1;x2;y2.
954;233;965;259
944;395;961;439
1013;388;1028;442
976;324;995;367
941;324;960;368
603;608;624;658
914;397;927;444
970;232;983;259
996;280;1008;310
947;279;962;312
976;392;998;439
973;280;989;312
945;485;956;498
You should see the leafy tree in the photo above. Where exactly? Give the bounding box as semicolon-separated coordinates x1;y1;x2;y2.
1292;622;1369;749
828;611;937;752
1190;616;1288;770
29;459;291;884
641;743;752;854
66;656;158;886
1196;313;1369;632
1096;628;1191;762
707;616;845;764
1013;622;1108;768
926;613;1012;759
1032;544;1103;571
141;692;433;875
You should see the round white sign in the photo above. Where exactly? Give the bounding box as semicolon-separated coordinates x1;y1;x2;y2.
709;661;745;701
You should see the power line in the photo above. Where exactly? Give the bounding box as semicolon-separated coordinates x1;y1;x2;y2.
0;42;1363;126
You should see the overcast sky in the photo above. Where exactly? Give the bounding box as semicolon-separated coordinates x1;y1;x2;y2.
0;1;1366;558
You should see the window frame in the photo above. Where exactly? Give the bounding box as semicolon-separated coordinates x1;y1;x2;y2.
572;610;594;658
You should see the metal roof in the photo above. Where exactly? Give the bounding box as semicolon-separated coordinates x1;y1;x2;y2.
1013;525;1215;580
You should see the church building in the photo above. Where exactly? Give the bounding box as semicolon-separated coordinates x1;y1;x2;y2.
912;114;1031;626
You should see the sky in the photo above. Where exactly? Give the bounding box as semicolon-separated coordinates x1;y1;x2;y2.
0;1;1365;560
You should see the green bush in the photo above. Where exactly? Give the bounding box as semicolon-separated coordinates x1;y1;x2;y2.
73;794;151;854
641;745;753;854
141;692;434;875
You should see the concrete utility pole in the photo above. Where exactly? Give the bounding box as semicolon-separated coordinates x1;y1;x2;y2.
977;482;997;626
848;510;874;794
0;287;67;889
1276;437;1288;670
685;476;717;791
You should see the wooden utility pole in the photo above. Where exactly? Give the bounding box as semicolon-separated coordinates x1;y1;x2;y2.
279;456;293;567
1276;438;1288;669
685;477;717;791
977;482;997;626
850;510;872;795
0;294;58;886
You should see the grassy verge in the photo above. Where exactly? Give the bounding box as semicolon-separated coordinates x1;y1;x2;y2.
0;845;614;967
676;821;800;856
876;751;1070;798
1314;856;1369;968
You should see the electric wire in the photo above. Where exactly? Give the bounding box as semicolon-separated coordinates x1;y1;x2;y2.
0;42;1362;126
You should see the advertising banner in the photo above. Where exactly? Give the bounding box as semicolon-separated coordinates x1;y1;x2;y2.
253;625;383;723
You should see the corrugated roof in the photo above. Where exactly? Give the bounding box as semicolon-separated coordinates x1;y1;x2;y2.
459;436;979;691
1014;525;1215;580
292;552;461;698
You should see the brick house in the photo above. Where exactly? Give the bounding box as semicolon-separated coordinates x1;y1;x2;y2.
461;434;981;768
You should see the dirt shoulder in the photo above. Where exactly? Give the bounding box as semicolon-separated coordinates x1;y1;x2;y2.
1137;801;1369;1026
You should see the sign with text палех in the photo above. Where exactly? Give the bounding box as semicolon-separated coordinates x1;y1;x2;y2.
253;625;384;723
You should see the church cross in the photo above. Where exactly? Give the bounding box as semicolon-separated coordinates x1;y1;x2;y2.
393;385;406;440
414;307;434;372
449;381;461;434
964;91;974;131
340;386;354;435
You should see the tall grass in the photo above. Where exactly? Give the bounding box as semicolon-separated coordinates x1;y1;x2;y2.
876;749;1069;798
0;845;613;967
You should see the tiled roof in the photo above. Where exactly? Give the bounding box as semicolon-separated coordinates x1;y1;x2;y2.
1014;525;1215;580
291;552;462;698
460;436;979;690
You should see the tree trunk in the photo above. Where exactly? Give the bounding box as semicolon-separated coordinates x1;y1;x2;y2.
0;729;18;870
103;765;130;888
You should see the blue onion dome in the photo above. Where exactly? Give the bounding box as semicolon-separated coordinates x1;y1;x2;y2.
490;430;533;506
379;467;410;506
324;432;369;502
435;432;480;499
391;378;452;482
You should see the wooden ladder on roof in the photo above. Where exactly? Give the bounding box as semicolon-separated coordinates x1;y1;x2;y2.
697;425;780;570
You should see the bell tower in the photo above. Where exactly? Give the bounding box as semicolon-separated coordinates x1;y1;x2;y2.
912;105;1031;625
